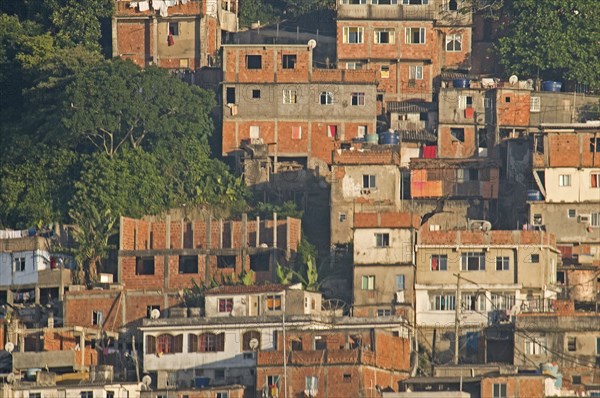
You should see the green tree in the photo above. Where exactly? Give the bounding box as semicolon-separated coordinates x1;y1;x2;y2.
281;0;333;18
497;0;600;86
239;0;278;27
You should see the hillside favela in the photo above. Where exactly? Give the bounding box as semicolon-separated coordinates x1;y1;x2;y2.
0;0;599;397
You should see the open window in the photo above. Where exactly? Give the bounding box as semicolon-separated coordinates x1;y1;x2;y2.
136;257;155;275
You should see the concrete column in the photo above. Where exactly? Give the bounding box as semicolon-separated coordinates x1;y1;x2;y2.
242;214;248;271
152;17;159;66
79;332;85;368
112;17;119;58
256;216;260;247
219;219;224;249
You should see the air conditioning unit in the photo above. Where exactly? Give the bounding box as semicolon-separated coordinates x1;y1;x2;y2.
395;291;405;303
578;215;590;223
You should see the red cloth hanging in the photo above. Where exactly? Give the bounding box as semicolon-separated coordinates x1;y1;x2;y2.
168;33;175;46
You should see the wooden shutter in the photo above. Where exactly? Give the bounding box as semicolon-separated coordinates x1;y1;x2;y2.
146;335;156;354
188;334;198;353
174;334;184;353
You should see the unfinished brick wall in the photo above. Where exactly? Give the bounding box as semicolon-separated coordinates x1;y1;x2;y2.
546;132;600;168
64;290;123;331
438;125;477;158
497;89;531;127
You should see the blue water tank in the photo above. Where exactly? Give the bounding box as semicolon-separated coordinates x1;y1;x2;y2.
453;78;470;88
365;133;379;144
542;81;562;92
195;377;210;388
527;189;542;201
379;130;399;145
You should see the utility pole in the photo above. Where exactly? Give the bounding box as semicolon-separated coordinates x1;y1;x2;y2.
453;273;461;365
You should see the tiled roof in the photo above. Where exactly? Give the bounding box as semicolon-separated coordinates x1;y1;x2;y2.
398;129;437;143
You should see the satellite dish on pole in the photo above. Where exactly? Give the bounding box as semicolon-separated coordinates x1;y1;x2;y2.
5;342;14;353
307;39;317;49
509;75;519;85
6;373;15;384
249;338;259;351
150;309;161;319
142;374;152;387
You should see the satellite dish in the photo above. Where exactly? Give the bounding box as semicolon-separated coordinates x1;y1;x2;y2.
6;373;15;384
249;338;259;351
142;375;152;386
307;39;317;49
150;309;161;319
509;75;519;85
5;342;14;353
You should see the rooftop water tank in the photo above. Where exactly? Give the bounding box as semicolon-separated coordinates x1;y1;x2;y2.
379;130;399;145
453;78;470;88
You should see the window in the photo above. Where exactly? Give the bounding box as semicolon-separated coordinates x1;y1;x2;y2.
451;128;465;142
531;254;540;263
214;369;225;380
444;0;459;11
343;27;364;44
559;174;571;187
361;275;375;290
505;96;511;103
252;89;261;99
179;256;198;274
568;209;577;218
168;22;179;36
431;255;448;271
106;393;114;398
314;335;326;350
495;256;509;271
246;55;262;69
405;27;425;44
29;394;41;398
377;309;392;316
80;393;93;398
305;376;318;390
357;125;367;137
373;0;398;3
14;256;25;272
572;375;581;385
375;233;390;247
409;65;423;80
343;373;352;382
445;33;462;51
267;375;281;391
249;125;260;139
374;28;394;44
525;336;547;355
198;332;225;352
136;256;155;275
403;0;428;4
593;213;600;227
282;54;297;69
363;174;376;188
92;310;103;326
226;87;236;104
591;173;600;188
492;383;507;398
217;255;236;269
491;293;515;310
157;334;172;354
283;89;298;104
243;331;261;351
320;91;334;105
327;125;338;138
459;95;473;109
339;213;347;222
346;62;363;70
266;294;282;310
292;126;302;140
431;294;456;311
462;293;485;311
218;298;233;313
567;336;576;352
590;138;600;152
291;339;302;350
396;275;405;290
530;96;541;112
216;393;229;398
380;65;390;78
461;252;485;271
351;92;365;106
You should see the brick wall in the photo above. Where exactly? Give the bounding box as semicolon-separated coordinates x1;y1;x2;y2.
481;376;544;398
497;89;531;127
438;125;477;158
547;132;600;168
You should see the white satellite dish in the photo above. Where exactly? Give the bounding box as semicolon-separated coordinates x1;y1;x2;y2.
5;342;14;353
307;39;317;49
6;373;15;384
150;309;161;319
509;75;519;85
249;338;259;351
142;374;152;386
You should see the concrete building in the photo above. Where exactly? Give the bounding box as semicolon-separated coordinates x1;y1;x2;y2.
335;0;472;108
514;301;600;395
221;44;378;172
352;212;419;319
0;233;71;307
112;0;238;69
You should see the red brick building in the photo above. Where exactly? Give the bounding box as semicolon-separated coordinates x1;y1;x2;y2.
112;0;237;69
221;44;378;170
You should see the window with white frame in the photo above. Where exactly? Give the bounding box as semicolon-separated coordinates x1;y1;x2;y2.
445;33;462;51
458;95;473;109
14;256;25;272
567;209;577;218
493;383;507;398
377;308;392;316
283;89;298;104
559;174;571;187
591;212;600;227
431;294;456;311
405;27;425;44
266;295;282;310
342;0;366;3
462;293;486;311
343;27;364;44
461;252;485;271
525;336;547;355
495;256;509;271
305;376;318;391
491;293;515;310
218;298;233;313
216;393;229;398
431;254;448;271
374;28;395;44
361;275;375;290
351;92;365;106
373;0;398;3
530;96;541;112
346;62;363;70
403;0;428;4
396;274;405;290
375;233;390;247
409;65;423;80
320;91;334;105
80;393;93;398
363;174;376;188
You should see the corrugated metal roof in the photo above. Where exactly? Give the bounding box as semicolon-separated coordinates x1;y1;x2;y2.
398;129;437;143
387;101;434;113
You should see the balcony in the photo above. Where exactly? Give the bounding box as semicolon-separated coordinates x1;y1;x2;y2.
337;4;435;20
13;350;93;372
115;0;202;17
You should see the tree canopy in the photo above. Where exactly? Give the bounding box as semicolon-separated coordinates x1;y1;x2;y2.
497;0;600;86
